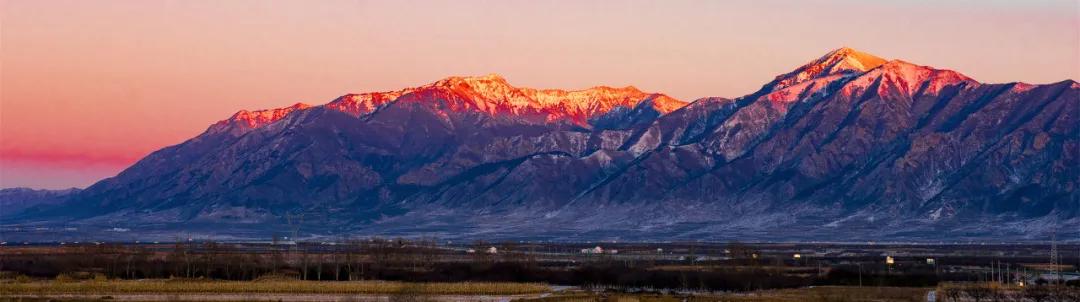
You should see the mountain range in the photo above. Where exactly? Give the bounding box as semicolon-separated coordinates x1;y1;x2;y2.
4;47;1078;242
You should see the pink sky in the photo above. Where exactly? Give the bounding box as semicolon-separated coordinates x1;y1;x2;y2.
1;0;1077;189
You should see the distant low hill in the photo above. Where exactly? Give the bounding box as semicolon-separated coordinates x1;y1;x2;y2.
0;187;80;216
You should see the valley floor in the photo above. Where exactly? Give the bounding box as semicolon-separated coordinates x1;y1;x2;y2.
0;280;938;302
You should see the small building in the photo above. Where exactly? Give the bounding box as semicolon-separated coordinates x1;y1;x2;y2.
581;246;604;254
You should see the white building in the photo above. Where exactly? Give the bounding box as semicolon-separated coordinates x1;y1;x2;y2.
581;246;604;254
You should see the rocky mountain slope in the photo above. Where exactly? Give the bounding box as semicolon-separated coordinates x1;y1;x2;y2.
5;48;1077;242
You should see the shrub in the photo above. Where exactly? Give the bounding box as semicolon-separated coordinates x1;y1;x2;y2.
55;273;74;283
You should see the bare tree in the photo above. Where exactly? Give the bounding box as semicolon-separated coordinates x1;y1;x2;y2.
1022;285;1052;302
300;243;310;280
964;284;992;302
315;252;323;281
988;284;1008;302
941;285;963;302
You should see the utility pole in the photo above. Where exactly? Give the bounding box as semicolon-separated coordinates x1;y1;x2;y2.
858;263;863;287
286;212;304;242
1006;263;1011;285
1051;232;1060;284
285;211;305;279
991;259;996;283
995;260;1000;284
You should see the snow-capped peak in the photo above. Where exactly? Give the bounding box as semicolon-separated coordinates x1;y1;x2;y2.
325;91;412;117
433;73;510;87
821;47;888;72
226;102;310;128
208;102;311;135
841;59;976;96
208;74;687;133
770;47;887;91
328;74;686;126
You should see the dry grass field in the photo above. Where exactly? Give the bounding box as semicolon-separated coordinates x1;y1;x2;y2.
513;286;930;302
721;286;930;302
0;279;550;296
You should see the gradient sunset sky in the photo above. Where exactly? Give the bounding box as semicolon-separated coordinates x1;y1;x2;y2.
2;0;1077;189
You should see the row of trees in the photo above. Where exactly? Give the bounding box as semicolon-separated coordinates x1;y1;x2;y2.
0;239;813;291
4;239;1074;293
1;237;453;281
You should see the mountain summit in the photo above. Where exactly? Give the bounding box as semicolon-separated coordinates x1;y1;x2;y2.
771;47;888;91
7;48;1077;242
815;47;887;73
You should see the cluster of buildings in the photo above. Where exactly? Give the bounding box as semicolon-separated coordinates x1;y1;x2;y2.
465;246;501;254
580;246;618;254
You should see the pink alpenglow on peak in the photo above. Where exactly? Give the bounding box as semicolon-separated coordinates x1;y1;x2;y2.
759;47;974;106
859;59;975;95
422;74;687;124
834;59;976;98
761;47;887;105
322;74;686;126
772;47;888;91
209;74;687;136
325;91;411;117
200;54;974;139
208;102;311;136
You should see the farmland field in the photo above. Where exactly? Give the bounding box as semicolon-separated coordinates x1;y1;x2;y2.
0;280;550;295
0;280;551;301
1;241;1077;301
516;286;932;302
0;281;931;302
